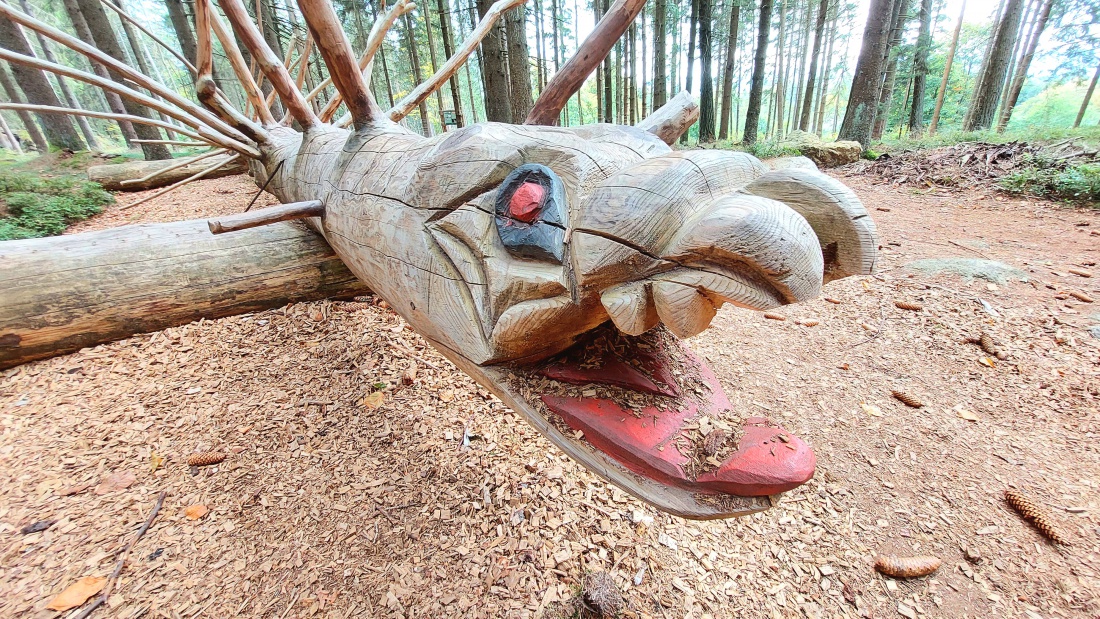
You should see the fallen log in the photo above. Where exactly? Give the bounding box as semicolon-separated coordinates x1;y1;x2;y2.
0;219;368;370
88;153;248;191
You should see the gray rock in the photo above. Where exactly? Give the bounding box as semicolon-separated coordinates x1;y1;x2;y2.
905;258;1029;285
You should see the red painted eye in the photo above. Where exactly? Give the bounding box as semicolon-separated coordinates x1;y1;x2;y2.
507;181;545;223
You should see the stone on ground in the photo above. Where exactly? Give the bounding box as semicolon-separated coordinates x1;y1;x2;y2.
780;130;862;167
905;258;1029;285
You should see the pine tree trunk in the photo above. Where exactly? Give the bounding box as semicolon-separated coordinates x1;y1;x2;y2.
743;0;774;145
814;4;838;134
601;0;613;122
963;0;1024;130
627;23;636;125
0;63;48;151
0;21;84;151
640;8;647;119
464;5;480;122
837;0;895;148
424;2;447;129
653;0;668;109
798;0;828;131
436;0;465;128
998;0;1036;119
506;4;533;123
1075;63;1100;128
669;1;679;94
907;0;934;134
718;4;740;140
698;0;715;141
478;0;513;122
595;0;603;120
61;0;137;145
258;0;284;60
403;12;434;135
929;0;965;134
115;0;173;127
534;0;546;93
872;0;909;140
997;0;1052;131
165;0;198;65
685;0;698;94
774;0;788;140
790;0;812;131
72;0;169;159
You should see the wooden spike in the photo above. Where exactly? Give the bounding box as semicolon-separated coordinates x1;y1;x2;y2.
388;0;522;123
100;0;197;74
208;200;325;234
0;103;220;149
0;47;260;157
293;34;315;92
120;149;228;186
216;0;319;128
120;154;243;210
264;35;302;120
525;0;646;125
294;0;381;128
636;91;700;145
316;0;415;123
0;1;254;146
131;139;214;146
205;2;276;125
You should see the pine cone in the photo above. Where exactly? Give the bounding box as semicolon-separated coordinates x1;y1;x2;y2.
337;302;373;312
1005;490;1068;544
891;390;923;408
799;320;820;327
187;451;226;467
1068;291;1094;303
894;300;923;311
874;554;942;578
763;312;786;321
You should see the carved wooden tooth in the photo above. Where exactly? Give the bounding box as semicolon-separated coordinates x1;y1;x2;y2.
600;283;658;335
651;280;718;339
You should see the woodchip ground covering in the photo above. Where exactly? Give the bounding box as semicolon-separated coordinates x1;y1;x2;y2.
1;173;1098;619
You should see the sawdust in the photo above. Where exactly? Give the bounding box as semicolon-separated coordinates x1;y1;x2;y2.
1;174;1099;618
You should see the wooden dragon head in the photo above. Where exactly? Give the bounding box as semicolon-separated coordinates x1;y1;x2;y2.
0;0;877;518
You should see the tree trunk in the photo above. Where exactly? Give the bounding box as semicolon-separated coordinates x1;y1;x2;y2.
436;0;465;128
997;0;1053;131
814;4;837;134
0;21;84;151
872;0;909;140
73;0;169;159
61;0;137;145
402;12;433;136
16;0;97;149
669;0;679;94
423;2;447;128
627;22;636;125
0;63;48;151
774;0;788;140
963;0;1024;131
790;0;812;131
115;0;172;127
698;0;715;141
929;0;965;134
718;3;740;140
602;0;613;122
258;0;284;60
907;0;934;134
87;154;249;191
0;219;369;371
798;0;828;131
685;0;698;94
640;7;647;119
506;4;534;123
165;0;198;65
1075;62;1100;128
743;0;773;145
478;0;513;122
837;0;894;148
653;0;667;109
534;0;546;93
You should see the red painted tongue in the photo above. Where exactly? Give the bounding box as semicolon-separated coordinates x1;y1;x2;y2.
538;334;815;497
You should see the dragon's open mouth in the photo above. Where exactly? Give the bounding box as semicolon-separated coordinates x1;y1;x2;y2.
428;324;816;519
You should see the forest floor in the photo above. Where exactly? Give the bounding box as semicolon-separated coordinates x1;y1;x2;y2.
1;171;1099;619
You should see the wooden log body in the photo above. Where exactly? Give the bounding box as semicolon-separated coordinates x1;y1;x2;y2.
0;219;367;369
89;154;248;190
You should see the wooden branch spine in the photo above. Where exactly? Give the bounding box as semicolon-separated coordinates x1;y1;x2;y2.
217;0;319;128
208;5;276;125
208;200;325;233
636;91;700;145
388;0;523;122
295;0;381;127
0;103;210;144
525;0;647;125
120;148;228;186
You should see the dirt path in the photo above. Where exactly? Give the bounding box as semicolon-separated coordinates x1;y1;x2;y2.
1;175;1098;619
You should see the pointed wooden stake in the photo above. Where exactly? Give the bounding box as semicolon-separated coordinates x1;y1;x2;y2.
295;0;382;128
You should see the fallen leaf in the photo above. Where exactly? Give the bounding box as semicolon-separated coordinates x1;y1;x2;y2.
47;576;106;611
362;392;384;410
21;520;56;534
978;356;996;367
184;504;209;520
94;471;136;495
860;402;884;417
955;407;979;421
149;452;165;473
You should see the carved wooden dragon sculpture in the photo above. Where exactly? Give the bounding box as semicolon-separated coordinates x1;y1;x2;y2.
0;0;877;518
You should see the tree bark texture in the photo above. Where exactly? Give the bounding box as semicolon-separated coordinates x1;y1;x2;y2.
871;0;909;140
929;0;965;134
61;0;138;144
997;0;1053;131
718;3;740;140
436;0;465;127
505;3;533;122
652;0;667;110
402;12;433;135
0;62;49;151
698;0;715;141
963;0;1024;131
837;0;894;148
478;0;512;122
743;0;773;145
907;0;934;134
799;0;828;131
0;20;84;151
87;154;248;190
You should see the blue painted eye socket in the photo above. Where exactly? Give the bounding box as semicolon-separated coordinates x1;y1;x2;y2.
494;163;566;263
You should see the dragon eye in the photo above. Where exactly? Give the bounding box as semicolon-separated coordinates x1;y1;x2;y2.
494;164;567;263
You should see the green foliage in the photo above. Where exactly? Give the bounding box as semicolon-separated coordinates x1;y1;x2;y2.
0;171;113;240
999;160;1100;205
